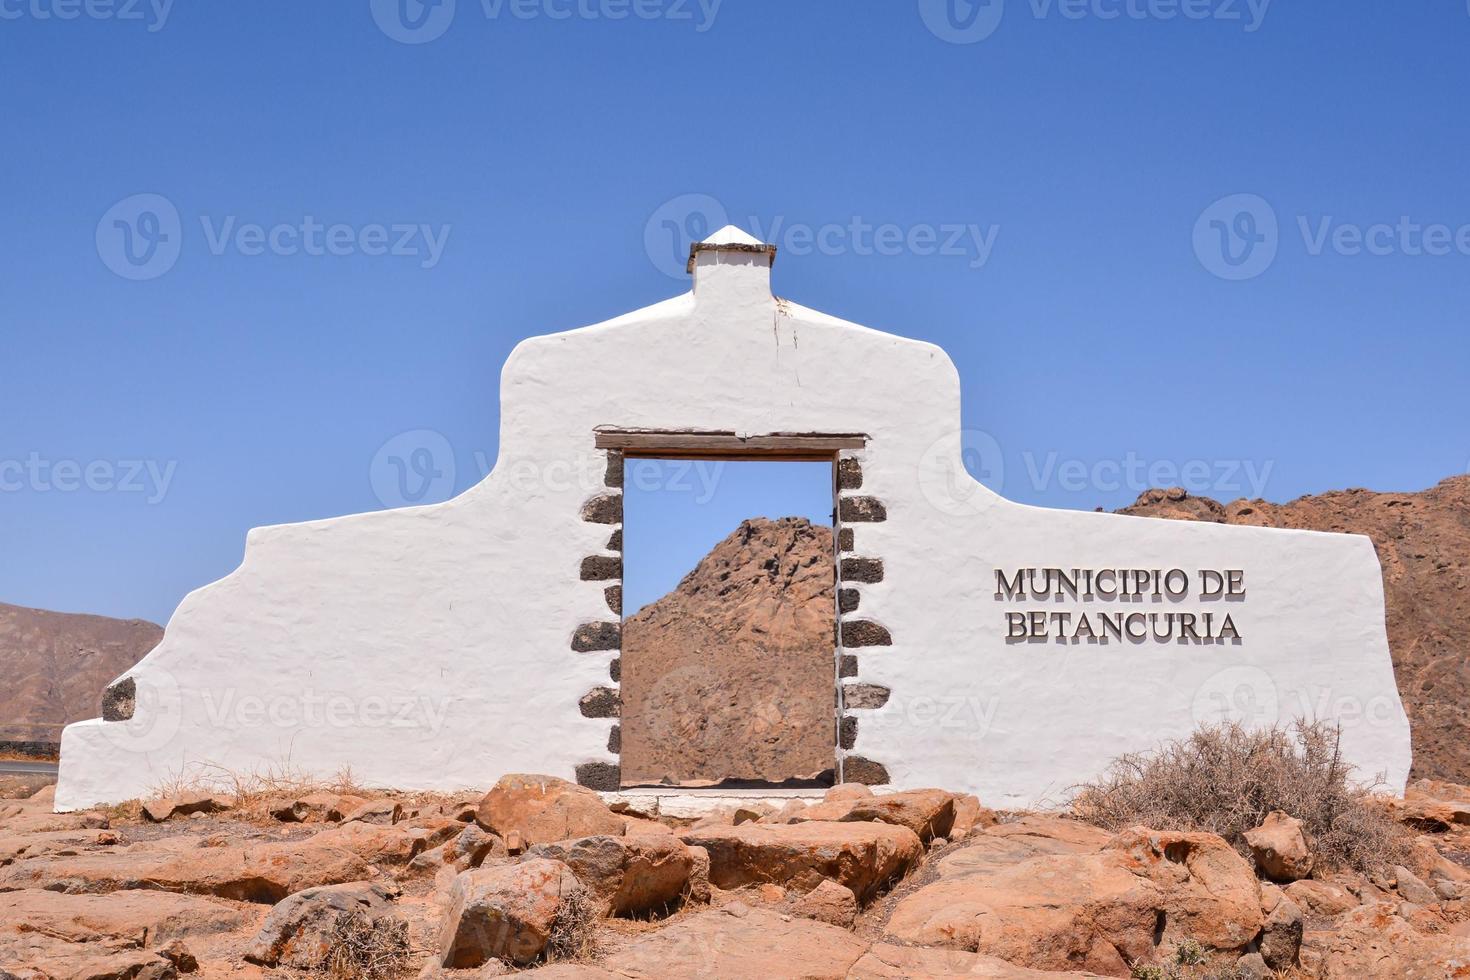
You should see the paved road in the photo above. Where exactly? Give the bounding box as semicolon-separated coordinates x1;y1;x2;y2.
0;759;59;775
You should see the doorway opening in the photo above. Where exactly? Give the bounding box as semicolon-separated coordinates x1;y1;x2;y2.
619;455;837;789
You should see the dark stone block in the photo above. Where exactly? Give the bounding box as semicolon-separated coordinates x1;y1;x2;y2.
579;687;621;718
580;555;622;581
606;529;622;552
839;654;858;678
575;761;620;792
844;683;891;710
839;496;886;523
839;716;858;750
604;451;624;489
101;676;135;722
580;493;623;525
607;724;621;754
838;588;861;614
837;457;863;490
572;621;621;652
841;557;883;584
841;620;893;647
837;528;854;552
609;657;621;682
605;585;622;615
845;756;890;786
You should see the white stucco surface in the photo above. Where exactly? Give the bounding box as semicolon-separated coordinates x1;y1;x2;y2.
56;230;1412;810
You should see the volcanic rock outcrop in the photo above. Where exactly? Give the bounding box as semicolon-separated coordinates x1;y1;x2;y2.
620;517;835;787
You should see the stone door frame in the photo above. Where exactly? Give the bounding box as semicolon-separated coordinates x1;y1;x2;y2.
572;429;892;791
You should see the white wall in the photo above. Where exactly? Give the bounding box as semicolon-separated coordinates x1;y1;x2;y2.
56;245;1412;810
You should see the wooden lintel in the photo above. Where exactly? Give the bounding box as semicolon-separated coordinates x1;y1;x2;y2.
595;431;865;460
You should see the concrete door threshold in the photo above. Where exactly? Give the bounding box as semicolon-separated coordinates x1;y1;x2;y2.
602;786;828;819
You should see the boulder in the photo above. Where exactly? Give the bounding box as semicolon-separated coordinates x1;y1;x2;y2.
825;783;873;802
1243;810;1314;882
0;932;180;980
438;859;585;968
1283;879;1359;917
1392;864;1438;905
1103;828;1262;951
886;847;1164;974
1258;883;1303;970
840;788;957;843
887;824;1262;974
0;831;377;903
599;906;868;979
950;794;998;839
794;879;857;928
310;821;432;867
451;824;507;869
0;888;254;945
142;793;230;823
1309;902;1470;978
525;834;693;917
622;816;673;836
474;774;623;847
244;880;401;968
441;794;482;823
678;820;922;902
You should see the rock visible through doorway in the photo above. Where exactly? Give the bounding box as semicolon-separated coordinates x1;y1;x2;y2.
620;517;835;787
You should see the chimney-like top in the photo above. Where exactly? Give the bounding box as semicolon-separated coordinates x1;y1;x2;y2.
686;224;777;274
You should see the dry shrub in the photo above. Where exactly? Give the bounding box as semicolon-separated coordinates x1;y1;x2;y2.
322;909;411;980
1074;720;1407;874
546;881;601;962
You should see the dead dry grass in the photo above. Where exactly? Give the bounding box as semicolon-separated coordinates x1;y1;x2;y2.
323;908;412;980
129;758;477;825
546;881;602;963
1074;720;1408;875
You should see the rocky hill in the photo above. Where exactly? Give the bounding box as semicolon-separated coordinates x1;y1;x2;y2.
1119;475;1470;783
620;517;835;787
0;603;161;745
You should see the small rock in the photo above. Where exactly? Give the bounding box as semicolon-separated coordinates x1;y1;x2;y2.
733;804;771;825
824;783;873;802
794;879;857;928
142;793;230;823
1235;950;1269;979
1393;865;1437;905
343;799;403;826
451;824;507;869
929;837;948;849
686;845;711;904
1243;810;1314;882
1259;891;1303;970
156;939;198;974
757;883;786;903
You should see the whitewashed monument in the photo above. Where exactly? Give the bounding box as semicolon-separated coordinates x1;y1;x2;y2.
56;226;1412;810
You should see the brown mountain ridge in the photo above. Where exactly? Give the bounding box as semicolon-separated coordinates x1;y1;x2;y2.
1119;474;1470;783
620;516;835;787
0;603;161;745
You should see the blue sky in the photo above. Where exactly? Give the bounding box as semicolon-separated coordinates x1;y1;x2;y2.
2;1;1468;625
